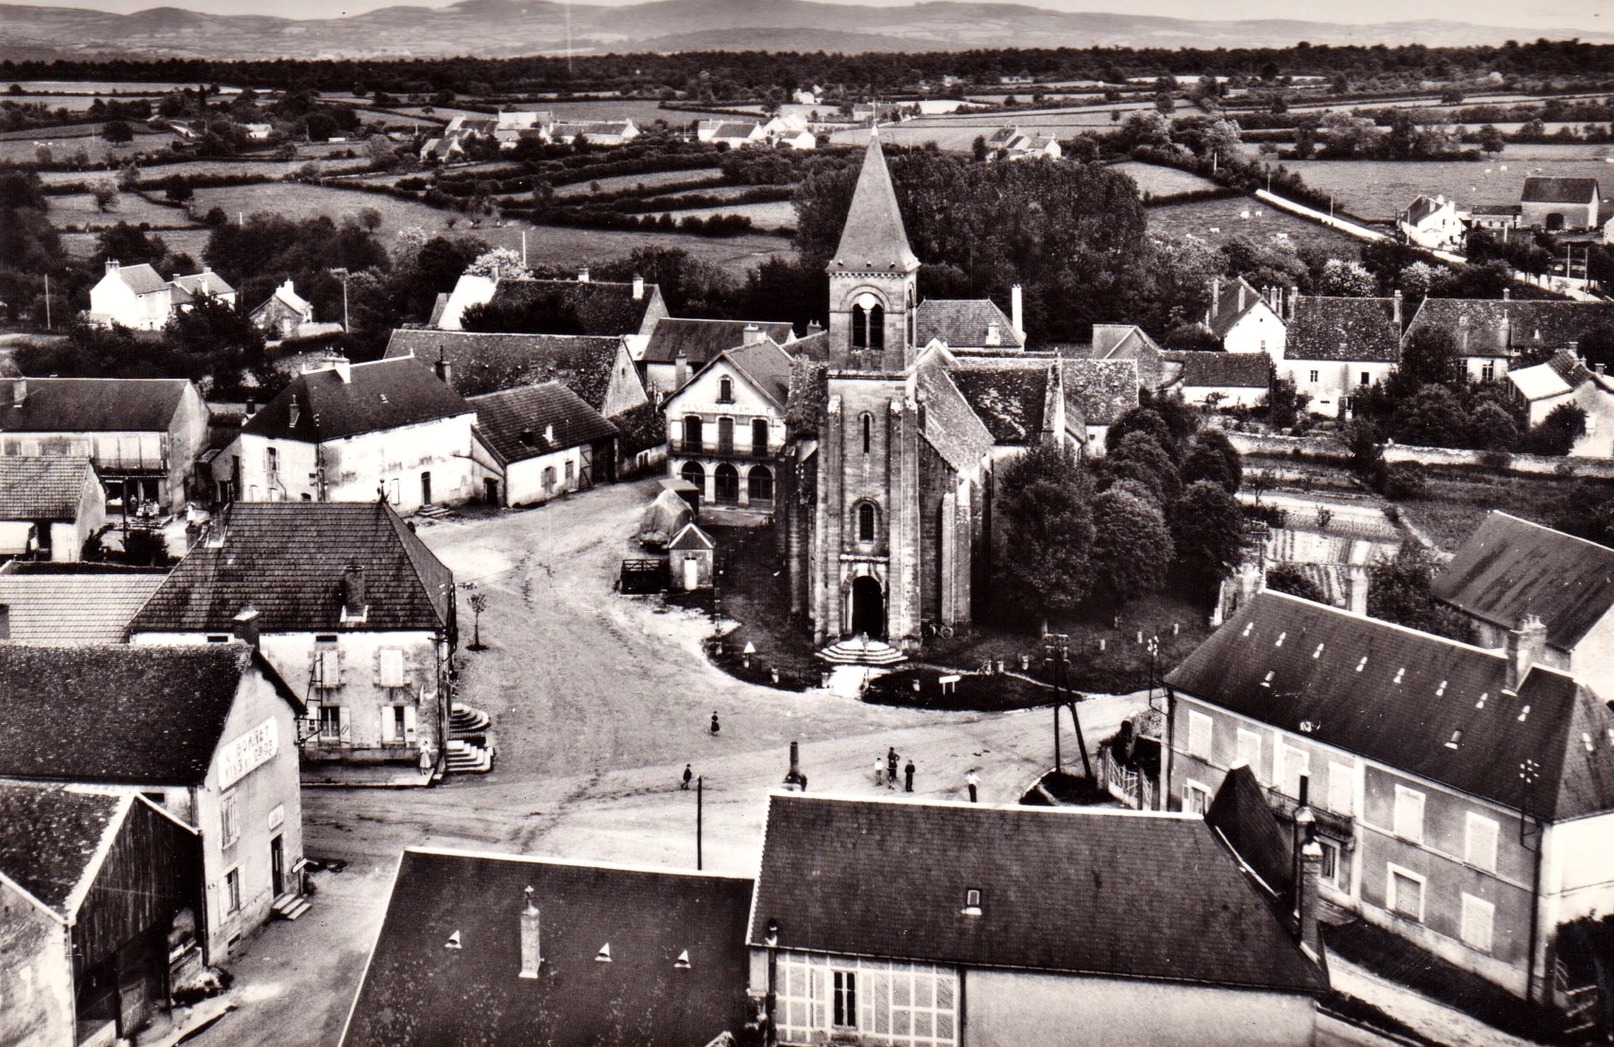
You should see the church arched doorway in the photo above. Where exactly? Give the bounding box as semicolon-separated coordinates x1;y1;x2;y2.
850;576;885;639
714;463;740;505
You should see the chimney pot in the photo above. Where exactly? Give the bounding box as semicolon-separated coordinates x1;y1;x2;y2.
232;606;260;649
1506;615;1547;692
985;322;1001;347
289;394;301;430
106;259;120;274
783;740;808;791
1392;289;1403;327
1238;282;1247;312
743;323;763;346
674;349;689;390
434;347;453;389
1345;564;1369;616
10;377;26;408
632;275;645;300
1011;284;1024;340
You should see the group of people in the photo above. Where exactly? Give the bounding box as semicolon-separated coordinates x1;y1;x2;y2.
876;747;916;792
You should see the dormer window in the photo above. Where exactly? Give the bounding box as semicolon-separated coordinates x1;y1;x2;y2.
961;888;983;916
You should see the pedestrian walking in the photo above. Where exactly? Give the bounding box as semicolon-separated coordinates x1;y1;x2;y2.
886;747;899;789
965;769;979;803
710;711;720;736
874;758;885;788
904;758;915;793
682;764;694;790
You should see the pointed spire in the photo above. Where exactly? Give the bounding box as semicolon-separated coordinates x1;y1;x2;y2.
828;131;920;275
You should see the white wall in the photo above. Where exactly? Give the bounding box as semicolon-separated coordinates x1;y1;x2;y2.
89;275;171;330
1282;360;1397;418
506;445;589;506
1225;305;1286;359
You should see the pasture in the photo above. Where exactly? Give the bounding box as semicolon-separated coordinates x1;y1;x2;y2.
660;199;796;232
1111;161;1221;198
49;191;186;229
188;183;452;230
553;168;723;197
1147;194;1365;255
0;129;173;165
1274;155;1614;221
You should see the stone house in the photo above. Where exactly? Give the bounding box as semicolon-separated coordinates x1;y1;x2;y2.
0;456;105;561
340;848;754;1047
0;376;209;513
226;356;478;512
665;336;794;510
748;793;1327;1047
1280;295;1404;417
127;499;461;784
0;781;204;1047
549;119;639;146
1521;177;1601;231
249;279;316;340
1204;276;1287;358
468;381;619;507
0;643;306;965
1165;590;1614;1003
640;318;797;397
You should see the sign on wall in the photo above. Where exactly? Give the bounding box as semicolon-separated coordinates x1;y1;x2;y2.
219;718;279;788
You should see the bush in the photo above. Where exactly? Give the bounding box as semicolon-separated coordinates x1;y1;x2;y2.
1379;462;1426;501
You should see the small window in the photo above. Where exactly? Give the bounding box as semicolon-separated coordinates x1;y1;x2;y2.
220;791;240;847
1388;866;1424;922
225;868;242;914
1309;369;1319;384
1187;710;1213;760
1393;785;1425;843
1465;813;1499;873
265;446;279;475
1360;371;1371;387
206;634;230;643
718;377;734;403
1183;780;1211;815
857;502;877;543
1461;893;1495;953
564;459;574;483
832;970;857;1029
1318;838;1345;889
861;413;873;454
318;705;342;739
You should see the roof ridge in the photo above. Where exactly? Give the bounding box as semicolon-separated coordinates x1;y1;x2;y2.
404;844;756;879
1483;510;1614;558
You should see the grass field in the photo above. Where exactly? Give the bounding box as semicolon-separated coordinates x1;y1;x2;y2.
1275;156;1614;221
554;168;723;197
662;199;796;231
0;130;173;164
188;182;456;230
1111;161;1220;198
1147;194;1364;255
49;191;185;229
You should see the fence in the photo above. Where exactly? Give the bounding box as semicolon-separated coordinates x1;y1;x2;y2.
1098;747;1157;811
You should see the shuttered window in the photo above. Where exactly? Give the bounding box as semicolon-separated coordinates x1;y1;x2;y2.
379;648;406;688
1187;710;1213;760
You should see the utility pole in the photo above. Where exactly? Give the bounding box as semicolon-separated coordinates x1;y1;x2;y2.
696;775;704;871
43;271;50;330
330;267;351;332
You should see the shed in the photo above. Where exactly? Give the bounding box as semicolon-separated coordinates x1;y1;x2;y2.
640;487;694;550
668;522;715;591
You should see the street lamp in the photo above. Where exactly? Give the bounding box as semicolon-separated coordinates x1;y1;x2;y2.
329;267;351;332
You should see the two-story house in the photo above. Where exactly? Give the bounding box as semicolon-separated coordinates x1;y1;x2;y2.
1506;350;1614;456
249;279;316;340
468;381;619;507
88;261;236;330
226;356;478;513
0;376;209;513
1402;297;1614;384
748;793;1326;1047
0;456;106;561
1399;194;1466;251
664;337;794;509
639;318;796;397
0;643;306;965
1164;590;1614;1004
1204;276;1288;358
1281;295;1404;417
128;499;463;784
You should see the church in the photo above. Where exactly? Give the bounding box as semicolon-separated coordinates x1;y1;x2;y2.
783;133;1084;656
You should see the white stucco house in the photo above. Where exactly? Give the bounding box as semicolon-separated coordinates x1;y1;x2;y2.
87;261;236;331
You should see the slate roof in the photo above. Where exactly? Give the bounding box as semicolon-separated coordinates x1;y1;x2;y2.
106;263;167;296
1432;512;1614;652
129;501;452;633
474;279;660;337
1522;177;1600;205
1205;277;1273;339
1206;765;1293;901
242;358;472;442
1060;358;1140;426
716;339;794;409
829;134;920;274
469;382;617;466
915;350;995;472
0;456;96;519
610;400;666;456
170;269;235;298
0;644;293;787
0;781;124;915
1401;195;1450;228
950;362;1050;445
0;563;166;643
750;794;1325;993
1165;591;1614;821
1167;351;1271;390
641;319;795;366
914;299;1024;349
0;377;190;434
386;329;628;406
342;849;754;1047
1405;299;1614;358
1285;297;1402;363
1087;325;1167;388
709;121;762;139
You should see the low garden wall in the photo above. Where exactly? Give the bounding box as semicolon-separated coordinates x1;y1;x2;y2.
1225;430;1614;480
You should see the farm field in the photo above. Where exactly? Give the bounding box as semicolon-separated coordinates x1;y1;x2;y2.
1111;161;1221;198
0;130;175;164
1146;194;1364;255
49;191;185;229
188;182;453;229
10;81;251;95
554;168;723;197
37;155;372;186
62;228;211;259
661;199;796;231
1274;156;1614;220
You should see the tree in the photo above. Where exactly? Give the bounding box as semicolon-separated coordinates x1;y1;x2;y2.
1318;259;1377;297
1524;402;1587;456
1468;401;1519;452
1104;407;1174;458
463;247;529;280
1477;124;1506;154
993;443;1094;621
1089;487;1173;606
1181;429;1242;493
1262;375;1309;429
1367;548;1470;641
1393;326;1461;393
101;119;134;143
1106;431;1181;503
1171;481;1245;587
359;207;383;233
89;179;119;213
163;175;193;205
1265;563;1325;604
1390;385;1469;448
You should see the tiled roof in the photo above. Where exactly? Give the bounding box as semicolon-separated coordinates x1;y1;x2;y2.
108;263;167;295
1205;278;1272;339
915;350;995;472
0;644;290;787
709;121;762;139
0;564;166;643
129;501;452;633
829;134;920;274
1522;177;1600;205
0;456;96;519
170;269;235;298
1471;204;1523;216
750;794;1325;992
1405;299;1614;358
1165;591;1614;821
473;279;658;337
469;382;617;465
784;330;831;362
0;377;190;434
1167;351;1271;390
1508;358;1576;400
0;781;124;914
242;358;472;442
717;339;794;409
1206;765;1293;902
949;363;1049;444
386;329;627;406
1285;297;1401;363
1432;512;1614;652
1087;325;1167;387
914;299;1023;349
641;319;794;366
1060;358;1140;426
610;400;666;456
342;849;755;1047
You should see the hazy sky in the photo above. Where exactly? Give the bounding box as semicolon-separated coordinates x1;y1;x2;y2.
10;0;1606;28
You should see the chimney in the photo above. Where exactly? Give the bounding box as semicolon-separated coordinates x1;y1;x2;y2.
985;321;1002;347
1505;615;1547;692
106;259;120;275
10;377;25;408
806;320;823;335
674;349;689;389
1392;289;1403;328
577;267;590;283
1570;340;1582;362
1237;281;1247;313
232;605;260;649
743;323;764;346
1011;284;1024;339
289;394;301;430
1298;834;1325;959
519;886;542;978
341;564;367;617
782;740;807;791
632;275;645;300
331;355;352;383
543;423;555;446
1211;278;1221;318
244;397;256;421
1503;287;1511;301
1345;564;1369;616
520;427;535;446
434;347;453;389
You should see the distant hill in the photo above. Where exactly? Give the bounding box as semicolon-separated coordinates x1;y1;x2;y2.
0;0;1607;61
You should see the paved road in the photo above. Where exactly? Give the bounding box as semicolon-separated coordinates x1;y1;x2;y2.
201;479;1141;1047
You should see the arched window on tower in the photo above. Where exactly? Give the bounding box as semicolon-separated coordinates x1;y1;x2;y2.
869;304;885;350
851;304;869;350
861;413;873;454
857;502;878;542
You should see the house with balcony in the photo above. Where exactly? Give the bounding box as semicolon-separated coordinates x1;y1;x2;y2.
1164;590;1614;1004
663;337;793;509
748;793;1326;1047
127;499;471;784
0;781;204;1047
0;376;209;514
0;643;306;965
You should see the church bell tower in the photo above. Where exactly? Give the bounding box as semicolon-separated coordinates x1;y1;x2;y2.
826;131;920;372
